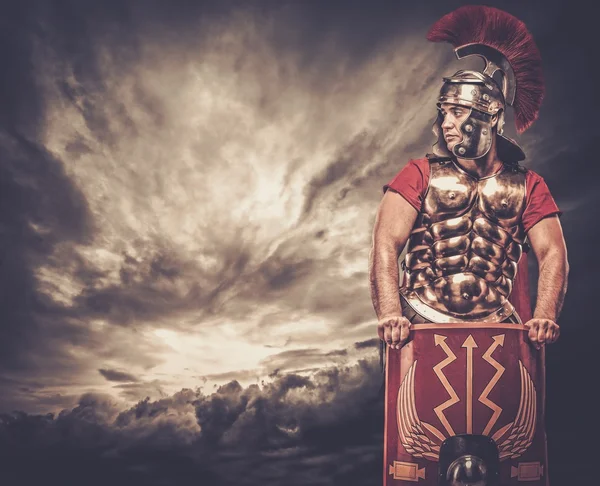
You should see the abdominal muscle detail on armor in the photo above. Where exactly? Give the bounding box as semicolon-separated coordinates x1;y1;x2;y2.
400;160;526;323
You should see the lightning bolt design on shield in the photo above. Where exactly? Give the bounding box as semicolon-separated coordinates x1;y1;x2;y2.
433;335;459;437
479;334;506;436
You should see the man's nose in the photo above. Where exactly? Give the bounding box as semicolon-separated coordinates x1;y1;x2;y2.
441;116;454;129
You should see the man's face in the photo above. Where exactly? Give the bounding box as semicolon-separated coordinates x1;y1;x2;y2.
439;102;470;151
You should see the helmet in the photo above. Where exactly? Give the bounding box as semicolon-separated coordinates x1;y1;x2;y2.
427;6;545;163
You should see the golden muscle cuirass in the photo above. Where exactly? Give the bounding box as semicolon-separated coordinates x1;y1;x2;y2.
400;159;527;323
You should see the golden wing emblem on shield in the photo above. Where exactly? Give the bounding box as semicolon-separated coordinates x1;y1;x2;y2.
397;360;446;461
398;359;537;462
491;360;537;460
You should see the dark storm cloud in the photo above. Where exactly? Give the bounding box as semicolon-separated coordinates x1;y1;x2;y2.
354;338;379;350
0;132;92;372
0;0;596;484
258;255;316;291
0;0;446;376
111;382;173;410
301;131;381;219
0;0;163;412
202;369;262;385
1;0;261;334
99;369;140;383
259;348;349;375
70;244;209;325
0;360;382;486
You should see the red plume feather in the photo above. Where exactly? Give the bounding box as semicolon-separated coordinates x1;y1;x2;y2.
427;5;544;133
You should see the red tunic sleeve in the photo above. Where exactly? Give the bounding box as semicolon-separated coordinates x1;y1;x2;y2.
522;170;562;234
382;158;430;211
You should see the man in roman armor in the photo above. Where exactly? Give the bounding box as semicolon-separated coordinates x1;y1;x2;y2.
370;5;568;352
369;6;569;485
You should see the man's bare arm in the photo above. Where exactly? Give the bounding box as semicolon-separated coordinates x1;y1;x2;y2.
525;215;569;347
528;215;569;321
369;190;417;318
369;190;418;348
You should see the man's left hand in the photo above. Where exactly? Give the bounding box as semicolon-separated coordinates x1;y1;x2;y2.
524;318;560;349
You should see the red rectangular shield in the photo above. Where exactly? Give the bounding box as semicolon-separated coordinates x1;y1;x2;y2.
384;323;548;485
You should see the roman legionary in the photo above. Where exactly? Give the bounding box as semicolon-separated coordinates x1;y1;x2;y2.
369;6;568;485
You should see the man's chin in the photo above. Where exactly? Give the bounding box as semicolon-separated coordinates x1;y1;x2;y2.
446;141;457;151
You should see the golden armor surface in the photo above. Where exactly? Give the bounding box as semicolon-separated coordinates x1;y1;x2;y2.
400;159;527;323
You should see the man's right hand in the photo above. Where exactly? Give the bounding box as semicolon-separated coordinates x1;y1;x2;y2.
377;315;411;350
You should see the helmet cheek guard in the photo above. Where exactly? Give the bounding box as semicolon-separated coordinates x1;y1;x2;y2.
432;106;495;160
453;109;494;159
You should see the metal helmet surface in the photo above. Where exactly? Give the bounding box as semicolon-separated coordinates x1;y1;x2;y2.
446;455;488;486
433;70;509;160
438;435;500;486
427;6;545;163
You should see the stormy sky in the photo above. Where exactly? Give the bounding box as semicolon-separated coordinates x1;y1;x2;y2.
0;0;596;484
